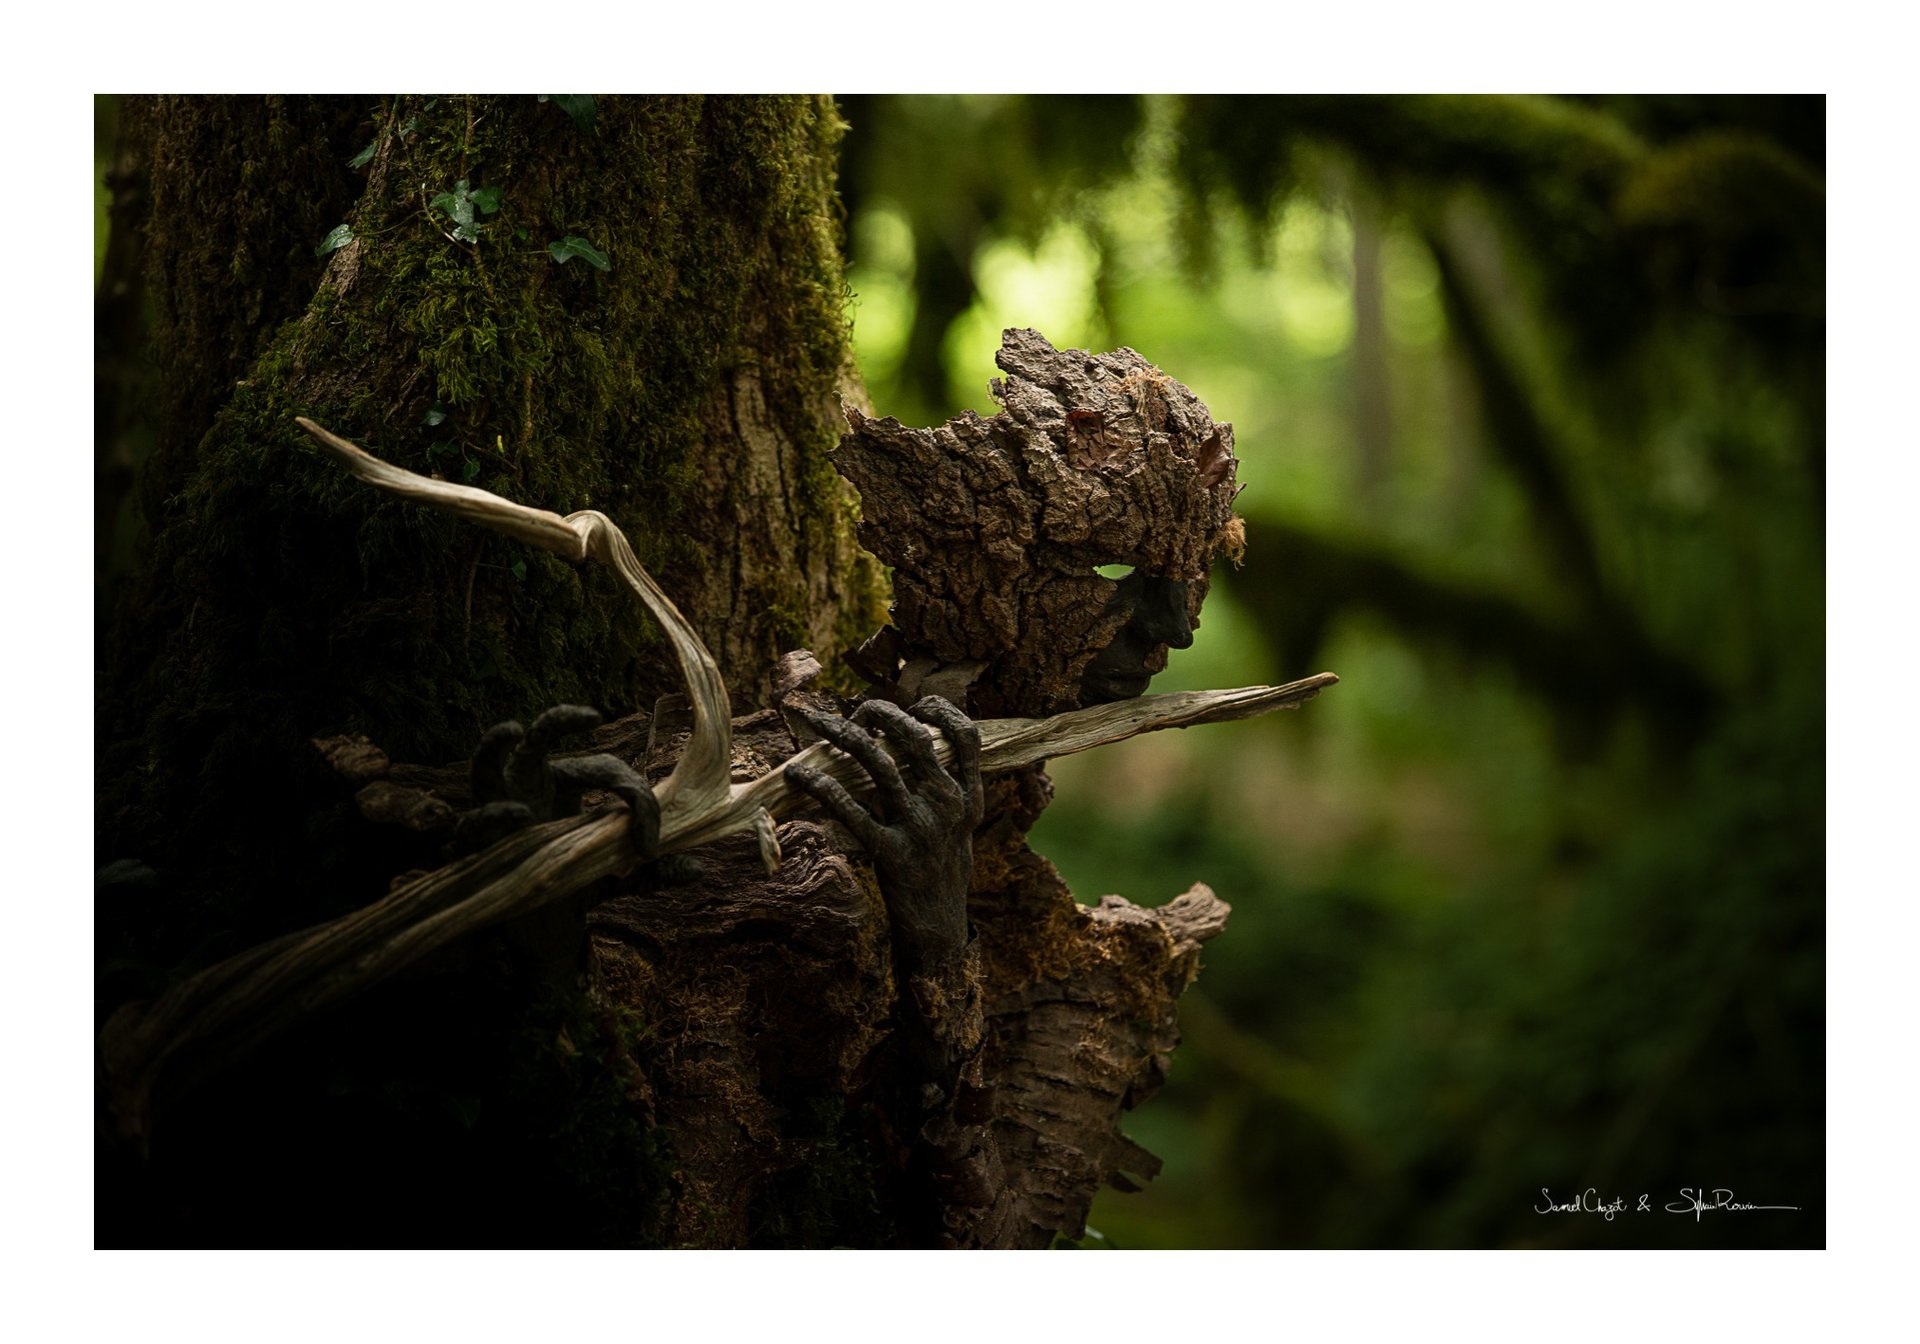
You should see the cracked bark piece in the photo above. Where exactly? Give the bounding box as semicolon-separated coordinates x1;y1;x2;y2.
353;780;456;831
312;733;391;784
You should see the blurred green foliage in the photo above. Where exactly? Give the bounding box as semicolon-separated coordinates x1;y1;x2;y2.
837;94;1823;1248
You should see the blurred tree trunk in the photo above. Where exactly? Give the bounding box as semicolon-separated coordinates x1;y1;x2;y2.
1348;193;1392;514
97;94;884;1244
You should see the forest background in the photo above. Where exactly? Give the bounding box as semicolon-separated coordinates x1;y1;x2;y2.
92;92;1825;1249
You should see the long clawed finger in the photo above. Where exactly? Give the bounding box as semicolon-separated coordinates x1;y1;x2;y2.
448;799;536;857
909;696;983;824
471;721;525;805
851;700;961;805
606;774;661;859
520;704;602;771
528;704;603;749
507;704;602;805
791;703;913;818
785;763;885;850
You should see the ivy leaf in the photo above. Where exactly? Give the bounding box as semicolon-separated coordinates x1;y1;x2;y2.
430;179;468;214
432;180;483;242
422;403;447;428
538;94;595;135
548;235;611;271
426;440;455;458
314;223;354;257
470;185;503;215
460;458;481;484
510;558;528;582
347;138;378;170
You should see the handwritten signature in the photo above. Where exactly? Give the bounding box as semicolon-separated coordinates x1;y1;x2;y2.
1665;1188;1802;1222
1535;1188;1629;1221
1535;1187;1800;1222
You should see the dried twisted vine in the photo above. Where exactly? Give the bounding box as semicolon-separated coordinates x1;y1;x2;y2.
95;417;1335;1144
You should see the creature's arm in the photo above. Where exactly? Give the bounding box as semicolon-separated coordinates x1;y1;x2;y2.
786;696;1000;1230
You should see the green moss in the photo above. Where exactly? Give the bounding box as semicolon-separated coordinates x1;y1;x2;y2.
822;502;891;699
127;96;370;543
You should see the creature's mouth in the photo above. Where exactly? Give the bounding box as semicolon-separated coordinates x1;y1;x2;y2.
1078;668;1154;706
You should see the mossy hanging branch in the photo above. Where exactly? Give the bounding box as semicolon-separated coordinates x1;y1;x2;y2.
96;417;1335;1145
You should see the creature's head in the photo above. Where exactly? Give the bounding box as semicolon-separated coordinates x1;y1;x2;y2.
834;329;1244;717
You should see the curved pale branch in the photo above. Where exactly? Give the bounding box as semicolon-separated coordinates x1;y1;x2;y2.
296;417;732;821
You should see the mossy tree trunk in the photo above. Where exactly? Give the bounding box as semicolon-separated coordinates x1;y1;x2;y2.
97;95;883;1244
101;94;879;956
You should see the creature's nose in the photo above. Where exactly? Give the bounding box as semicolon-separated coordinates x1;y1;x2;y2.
1138;577;1194;649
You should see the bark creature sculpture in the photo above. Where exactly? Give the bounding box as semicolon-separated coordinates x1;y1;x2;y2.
789;327;1262;1246
98;330;1335;1247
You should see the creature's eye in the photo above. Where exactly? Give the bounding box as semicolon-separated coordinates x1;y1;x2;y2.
1094;563;1136;581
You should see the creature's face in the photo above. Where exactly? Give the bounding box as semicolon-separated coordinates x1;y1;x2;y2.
1077;571;1196;706
835;329;1244;718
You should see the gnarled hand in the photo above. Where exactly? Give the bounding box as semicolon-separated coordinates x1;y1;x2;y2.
449;704;666;870
784;696;983;971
